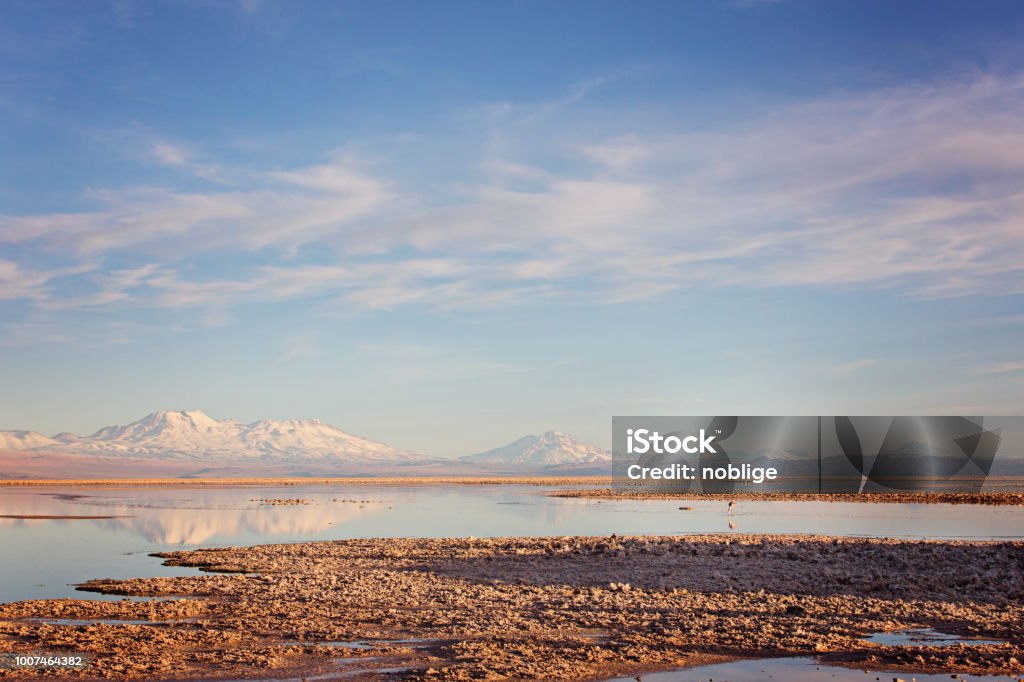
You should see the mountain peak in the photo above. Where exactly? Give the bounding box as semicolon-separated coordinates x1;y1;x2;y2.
143;409;217;424
461;431;610;466
88;409;235;445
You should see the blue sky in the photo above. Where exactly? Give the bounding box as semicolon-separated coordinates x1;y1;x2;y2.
1;0;1023;456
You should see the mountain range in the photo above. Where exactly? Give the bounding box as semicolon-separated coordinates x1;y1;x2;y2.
46;410;426;463
0;410;610;478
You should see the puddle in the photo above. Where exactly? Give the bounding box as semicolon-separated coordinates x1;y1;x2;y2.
866;628;1006;648
319;641;373;650
380;638;432;648
604;656;1020;681
331;666;415;679
71;591;182;602
217;672;360;681
215;657;413;682
287;638;434;650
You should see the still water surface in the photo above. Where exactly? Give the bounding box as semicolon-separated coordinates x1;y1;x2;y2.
605;656;1020;681
2;484;1024;603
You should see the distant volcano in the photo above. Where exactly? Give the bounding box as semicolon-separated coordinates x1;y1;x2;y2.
460;430;611;466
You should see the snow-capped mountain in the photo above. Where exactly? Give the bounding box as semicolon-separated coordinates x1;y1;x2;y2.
238;418;423;462
76;410;244;457
0;415;614;477
0;430;58;450
1;410;425;463
460;430;611;466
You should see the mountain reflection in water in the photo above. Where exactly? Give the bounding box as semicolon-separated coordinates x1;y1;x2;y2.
3;483;1024;603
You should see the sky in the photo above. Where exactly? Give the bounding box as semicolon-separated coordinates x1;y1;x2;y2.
1;0;1023;457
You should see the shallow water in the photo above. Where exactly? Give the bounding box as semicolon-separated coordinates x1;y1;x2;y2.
605;656;1020;680
865;627;1006;648
2;484;1024;602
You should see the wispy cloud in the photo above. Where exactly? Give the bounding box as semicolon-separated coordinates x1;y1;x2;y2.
1;157;391;255
0;259;55;302
2;71;1024;336
0;259;95;303
523;74;619;122
149;140;224;182
150;141;190;167
974;361;1024;375
274;332;319;365
465;71;624;124
832;359;880;372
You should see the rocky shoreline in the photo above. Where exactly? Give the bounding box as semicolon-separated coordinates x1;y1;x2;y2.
0;535;1022;680
551;489;1024;505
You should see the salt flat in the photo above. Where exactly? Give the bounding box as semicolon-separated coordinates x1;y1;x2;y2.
1;534;1022;680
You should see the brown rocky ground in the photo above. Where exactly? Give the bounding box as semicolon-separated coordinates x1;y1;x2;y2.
1;535;1022;680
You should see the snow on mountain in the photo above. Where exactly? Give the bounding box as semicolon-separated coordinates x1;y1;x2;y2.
460;431;610;467
25;410;426;463
80;410;245;457
0;430;59;450
239;418;424;462
2;414;611;475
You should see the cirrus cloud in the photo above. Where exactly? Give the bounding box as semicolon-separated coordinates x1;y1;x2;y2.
2;71;1024;331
